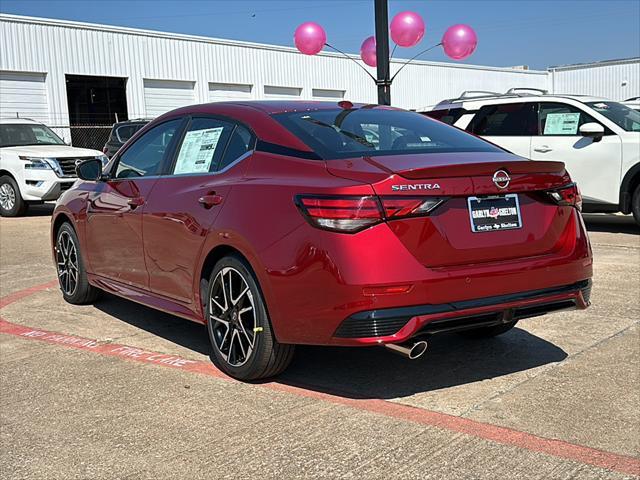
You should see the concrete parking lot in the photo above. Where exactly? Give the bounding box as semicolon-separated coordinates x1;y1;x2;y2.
1;206;638;479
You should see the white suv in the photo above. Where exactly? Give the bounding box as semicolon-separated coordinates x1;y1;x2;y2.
422;89;640;224
0;118;107;216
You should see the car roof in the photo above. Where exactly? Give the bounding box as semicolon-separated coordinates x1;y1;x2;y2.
0;118;43;125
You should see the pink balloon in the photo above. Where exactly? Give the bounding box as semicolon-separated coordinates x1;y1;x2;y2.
294;22;326;55
390;11;425;48
442;24;478;60
360;36;377;67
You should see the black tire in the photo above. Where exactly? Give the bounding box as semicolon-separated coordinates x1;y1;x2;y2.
459;320;518;338
632;184;640;226
55;223;101;304
0;175;28;217
206;255;294;380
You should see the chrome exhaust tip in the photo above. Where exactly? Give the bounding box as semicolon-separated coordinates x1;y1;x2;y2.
384;340;428;360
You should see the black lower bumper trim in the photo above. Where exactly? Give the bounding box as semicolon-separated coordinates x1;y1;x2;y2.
334;279;591;339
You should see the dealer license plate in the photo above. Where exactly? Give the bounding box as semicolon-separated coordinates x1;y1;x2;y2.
468;194;522;233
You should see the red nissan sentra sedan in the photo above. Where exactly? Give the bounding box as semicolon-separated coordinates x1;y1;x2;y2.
51;101;592;380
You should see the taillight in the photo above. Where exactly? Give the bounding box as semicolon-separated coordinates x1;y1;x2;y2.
296;195;446;233
380;197;445;219
548;183;582;211
295;195;383;232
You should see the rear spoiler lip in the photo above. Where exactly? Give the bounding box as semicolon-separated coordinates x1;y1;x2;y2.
393;160;567;179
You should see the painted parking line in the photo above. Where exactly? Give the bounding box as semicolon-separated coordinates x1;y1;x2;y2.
1;281;639;477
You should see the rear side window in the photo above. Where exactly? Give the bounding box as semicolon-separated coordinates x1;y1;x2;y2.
273;108;501;159
468;103;538;136
219;125;254;171
538;102;599;135
423;108;467;125
115;124;146;143
115;119;181;179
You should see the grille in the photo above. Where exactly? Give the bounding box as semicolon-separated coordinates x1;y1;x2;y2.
54;157;95;177
59;182;74;192
334;315;410;338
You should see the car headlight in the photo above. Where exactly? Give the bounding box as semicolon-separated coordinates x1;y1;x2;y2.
20;156;54;170
97;155;109;167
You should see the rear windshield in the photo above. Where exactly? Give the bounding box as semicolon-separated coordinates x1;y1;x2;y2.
273;108;502;159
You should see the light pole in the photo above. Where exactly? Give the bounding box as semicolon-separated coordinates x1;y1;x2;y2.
374;0;391;105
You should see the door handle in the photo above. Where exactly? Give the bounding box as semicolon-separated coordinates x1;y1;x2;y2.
127;197;145;209
198;193;223;209
534;146;553;153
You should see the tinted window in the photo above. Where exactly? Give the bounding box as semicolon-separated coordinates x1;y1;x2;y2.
115;119;181;179
423;108;467;125
0;123;65;147
585;101;640;132
468;103;537;136
274;108;501;159
171;118;234;175
115;123;147;143
219;125;253;171
538;102;599;136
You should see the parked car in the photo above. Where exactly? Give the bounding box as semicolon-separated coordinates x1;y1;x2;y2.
52;101;593;380
422;89;640;224
103;119;150;158
622;96;640;111
0;118;108;217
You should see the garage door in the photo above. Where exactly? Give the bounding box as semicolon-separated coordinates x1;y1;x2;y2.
0;71;48;123
208;82;253;102
143;79;196;118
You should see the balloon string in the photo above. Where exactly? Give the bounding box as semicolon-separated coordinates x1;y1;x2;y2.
324;43;378;82
390;42;443;82
390;43;397;60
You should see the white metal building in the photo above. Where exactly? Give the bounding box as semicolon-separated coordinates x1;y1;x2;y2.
0;13;638;146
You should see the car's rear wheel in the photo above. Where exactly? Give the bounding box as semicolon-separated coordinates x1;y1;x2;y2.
56;223;100;304
631;184;640;226
459;320;518;338
0;176;27;217
206;255;294;380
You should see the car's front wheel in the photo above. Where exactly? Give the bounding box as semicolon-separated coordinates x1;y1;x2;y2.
56;223;101;304
0;176;27;217
206;255;294;380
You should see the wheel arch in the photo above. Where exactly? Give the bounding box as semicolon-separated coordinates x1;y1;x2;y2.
0;169;16;180
197;243;281;338
619;162;640;214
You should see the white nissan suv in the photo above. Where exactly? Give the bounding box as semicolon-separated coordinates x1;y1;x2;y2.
0;118;107;216
422;89;640;224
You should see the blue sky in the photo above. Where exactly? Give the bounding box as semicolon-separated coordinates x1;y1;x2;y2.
2;0;639;69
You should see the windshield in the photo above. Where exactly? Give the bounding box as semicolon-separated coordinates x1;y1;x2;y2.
273;108;503;159
586;101;640;132
0;123;66;148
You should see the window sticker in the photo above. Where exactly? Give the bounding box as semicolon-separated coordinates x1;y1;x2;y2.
174;127;224;174
543;112;580;135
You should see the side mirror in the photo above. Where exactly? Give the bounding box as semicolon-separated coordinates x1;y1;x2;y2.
579;122;605;141
76;158;103;181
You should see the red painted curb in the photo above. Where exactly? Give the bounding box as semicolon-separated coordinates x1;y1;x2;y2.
1;280;638;476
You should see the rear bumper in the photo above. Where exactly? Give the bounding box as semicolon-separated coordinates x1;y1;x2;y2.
331;279;591;345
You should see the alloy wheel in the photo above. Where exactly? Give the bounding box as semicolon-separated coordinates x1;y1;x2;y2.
56;231;79;296
209;267;257;367
0;183;16;211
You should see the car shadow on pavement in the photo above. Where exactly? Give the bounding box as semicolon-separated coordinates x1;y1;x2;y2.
277;329;567;399
583;213;639;234
95;293;212;355
94;292;567;399
24;203;55;217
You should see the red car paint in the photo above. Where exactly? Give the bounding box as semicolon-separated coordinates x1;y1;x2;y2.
52;101;592;347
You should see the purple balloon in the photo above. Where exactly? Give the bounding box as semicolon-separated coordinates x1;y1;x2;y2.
294;22;327;55
360;36;377;67
390;11;425;48
442;24;478;60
